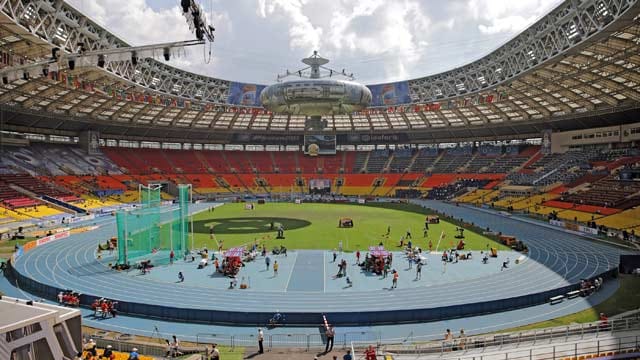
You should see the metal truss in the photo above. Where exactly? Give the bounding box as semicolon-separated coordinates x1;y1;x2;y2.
0;0;640;139
408;0;639;101
0;0;231;101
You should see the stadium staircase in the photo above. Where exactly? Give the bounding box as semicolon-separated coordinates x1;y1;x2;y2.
383;152;395;173
518;149;543;173
193;151;215;173
214;176;234;193
383;173;408;197
360;151;372;173
405;150;421;172
255;176;271;195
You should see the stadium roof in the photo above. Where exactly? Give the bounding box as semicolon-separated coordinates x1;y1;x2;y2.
0;0;640;144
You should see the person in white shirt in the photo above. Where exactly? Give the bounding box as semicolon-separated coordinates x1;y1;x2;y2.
258;328;264;353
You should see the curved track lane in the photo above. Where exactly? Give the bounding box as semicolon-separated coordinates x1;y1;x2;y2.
13;201;630;313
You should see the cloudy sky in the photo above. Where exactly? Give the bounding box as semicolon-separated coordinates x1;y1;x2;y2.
67;0;563;85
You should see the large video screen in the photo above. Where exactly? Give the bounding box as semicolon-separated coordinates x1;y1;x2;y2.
304;134;336;155
309;178;331;195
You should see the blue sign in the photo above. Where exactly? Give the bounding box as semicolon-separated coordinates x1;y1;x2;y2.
367;81;411;107
227;82;266;106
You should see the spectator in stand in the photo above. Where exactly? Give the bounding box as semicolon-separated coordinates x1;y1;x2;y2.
599;313;609;329
102;345;115;360
457;329;467;350
209;344;220;360
171;335;182;356
343;349;353;360
127;347;139;360
84;339;97;357
444;329;454;350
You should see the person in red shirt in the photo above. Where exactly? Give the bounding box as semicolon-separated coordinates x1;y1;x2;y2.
599;313;609;328
392;270;399;289
100;301;109;318
364;345;376;360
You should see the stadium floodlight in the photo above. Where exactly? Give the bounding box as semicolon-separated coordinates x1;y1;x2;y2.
180;0;215;43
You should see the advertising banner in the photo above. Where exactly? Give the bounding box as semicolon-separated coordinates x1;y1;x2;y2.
367;81;411;107
36;231;70;247
227;82;266;106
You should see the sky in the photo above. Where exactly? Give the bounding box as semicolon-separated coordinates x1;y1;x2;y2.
66;0;564;85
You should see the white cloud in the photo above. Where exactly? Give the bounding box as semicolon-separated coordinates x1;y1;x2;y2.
466;0;562;34
66;0;233;78
256;0;322;52
256;0;434;82
64;0;564;84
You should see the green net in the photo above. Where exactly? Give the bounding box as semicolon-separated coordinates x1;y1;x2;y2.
116;184;190;265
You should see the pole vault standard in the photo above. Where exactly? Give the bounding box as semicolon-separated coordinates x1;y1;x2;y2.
434;230;445;253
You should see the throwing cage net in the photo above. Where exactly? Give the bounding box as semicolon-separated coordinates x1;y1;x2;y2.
116;184;191;265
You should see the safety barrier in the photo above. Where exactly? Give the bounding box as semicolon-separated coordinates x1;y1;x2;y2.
378;313;640;356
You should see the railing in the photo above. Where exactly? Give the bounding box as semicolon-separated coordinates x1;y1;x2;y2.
193;331;381;351
376;313;640;356
403;334;640;360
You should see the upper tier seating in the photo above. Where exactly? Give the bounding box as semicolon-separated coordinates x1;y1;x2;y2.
388;148;414;173
507;149;600;186
431;147;472;173
366;149;390;173
163;150;209;173
412;148;439;172
352;152;369;173
1;144;122;176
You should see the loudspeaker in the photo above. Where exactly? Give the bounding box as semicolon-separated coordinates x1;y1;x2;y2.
68;59;75;70
181;0;190;12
